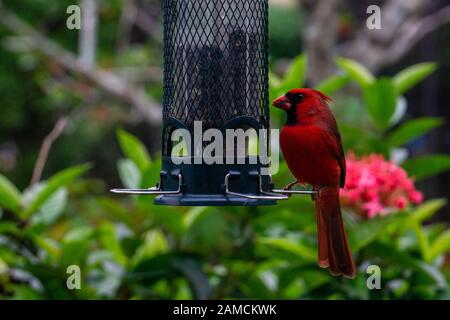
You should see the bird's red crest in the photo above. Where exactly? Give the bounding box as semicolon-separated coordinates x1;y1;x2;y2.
288;88;333;103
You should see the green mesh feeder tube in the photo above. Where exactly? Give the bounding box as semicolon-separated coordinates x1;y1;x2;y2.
111;0;316;205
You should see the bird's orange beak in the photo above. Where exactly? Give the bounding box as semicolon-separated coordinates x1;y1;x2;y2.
273;95;291;110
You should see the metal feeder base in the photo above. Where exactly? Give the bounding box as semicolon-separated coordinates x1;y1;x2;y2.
154;194;275;206
154;157;277;206
111;157;317;206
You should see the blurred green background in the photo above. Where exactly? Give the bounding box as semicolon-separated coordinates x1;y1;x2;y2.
1;0;450;299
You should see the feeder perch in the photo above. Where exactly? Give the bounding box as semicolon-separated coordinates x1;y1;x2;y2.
111;0;317;205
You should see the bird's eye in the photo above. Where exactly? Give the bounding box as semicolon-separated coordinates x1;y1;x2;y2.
292;93;304;102
286;92;304;103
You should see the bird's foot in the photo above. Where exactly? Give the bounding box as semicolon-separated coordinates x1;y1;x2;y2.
283;180;299;191
312;186;325;201
312;186;334;201
283;181;299;198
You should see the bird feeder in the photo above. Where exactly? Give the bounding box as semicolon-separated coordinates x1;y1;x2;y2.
112;0;316;206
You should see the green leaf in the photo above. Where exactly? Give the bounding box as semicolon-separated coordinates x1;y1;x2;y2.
130;253;174;282
269;71;282;102
393;62;438;95
270;55;308;103
389;96;407;126
132;230;168;266
145;205;184;237
348;217;389;252
140;157;161;189
0;173;21;213
22;164;90;218
117;159;141;189
387;117;443;148
315;74;350;96
336;57;374;87
416;263;447;289
31;188;68;226
0;222;20;235
413;224;431;261
363;77;397;130
387;279;410;298
279;267;330;296
183;207;208;232
96;197;134;228
117;129;151;172
402;155;450;180
99;222;127;266
429;230;450;261
130;254;210;299
369;243;447;288
64;226;95;243
398;200;447;244
60;226;94;267
34;236;61;262
280;54;308;90
407;199;447;226
184;209;229;251
258;237;316;262
174;257;211;300
0;256;8;274
269;70;282;89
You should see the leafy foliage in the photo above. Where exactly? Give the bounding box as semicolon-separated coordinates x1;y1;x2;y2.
393;63;438;95
269;54;308;107
0;174;21;212
336;58;375;87
334;57;446;180
402;155;450;181
0;47;448;300
1;123;449;299
363;77;397;130
387;118;444;148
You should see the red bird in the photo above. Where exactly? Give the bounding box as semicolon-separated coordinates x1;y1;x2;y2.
273;88;355;278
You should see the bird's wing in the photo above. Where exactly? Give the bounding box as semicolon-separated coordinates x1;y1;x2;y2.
320;119;346;188
335;132;346;188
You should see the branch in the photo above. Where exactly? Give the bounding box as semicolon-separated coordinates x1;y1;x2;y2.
79;0;98;68
116;0;163;50
135;10;163;44
113;66;163;84
0;4;162;125
339;1;450;71
30;117;68;185
383;5;450;65
135;0;164;43
303;0;341;85
116;0;138;52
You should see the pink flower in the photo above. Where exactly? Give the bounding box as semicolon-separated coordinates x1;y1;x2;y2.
363;201;385;219
395;197;408;210
409;191;424;204
340;153;424;219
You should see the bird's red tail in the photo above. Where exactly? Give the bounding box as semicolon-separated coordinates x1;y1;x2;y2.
315;187;355;278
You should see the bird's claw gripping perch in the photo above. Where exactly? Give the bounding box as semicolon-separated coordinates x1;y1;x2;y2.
283;180;298;197
311;187;332;201
311;190;319;201
283;180;299;191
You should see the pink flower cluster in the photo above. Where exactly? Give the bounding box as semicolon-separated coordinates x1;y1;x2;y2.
340;153;424;219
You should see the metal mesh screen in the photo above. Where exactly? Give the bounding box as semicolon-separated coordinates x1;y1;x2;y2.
163;0;270;131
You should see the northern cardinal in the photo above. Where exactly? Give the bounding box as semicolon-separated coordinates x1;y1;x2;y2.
273;88;355;278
